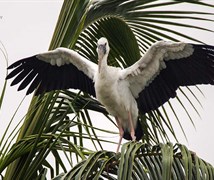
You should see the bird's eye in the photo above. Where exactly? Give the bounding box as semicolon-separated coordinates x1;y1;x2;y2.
104;42;107;46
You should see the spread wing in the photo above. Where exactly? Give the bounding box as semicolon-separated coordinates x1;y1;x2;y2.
121;41;214;113
6;48;97;96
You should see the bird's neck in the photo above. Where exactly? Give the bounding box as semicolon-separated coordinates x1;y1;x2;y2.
98;54;108;74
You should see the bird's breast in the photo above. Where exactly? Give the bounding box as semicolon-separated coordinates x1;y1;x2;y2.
94;68;121;109
95;71;118;103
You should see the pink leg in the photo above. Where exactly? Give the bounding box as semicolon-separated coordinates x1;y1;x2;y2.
128;111;136;141
115;117;124;153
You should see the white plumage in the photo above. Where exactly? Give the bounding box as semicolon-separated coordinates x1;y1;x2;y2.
6;37;214;152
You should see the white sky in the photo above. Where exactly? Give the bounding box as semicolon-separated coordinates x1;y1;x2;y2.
0;0;214;170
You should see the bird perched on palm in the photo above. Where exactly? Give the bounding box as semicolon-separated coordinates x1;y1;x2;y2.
6;37;214;152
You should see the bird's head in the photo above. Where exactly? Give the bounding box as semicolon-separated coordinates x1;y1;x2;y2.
97;37;110;59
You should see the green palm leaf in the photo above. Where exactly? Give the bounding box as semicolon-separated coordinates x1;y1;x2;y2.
53;142;214;180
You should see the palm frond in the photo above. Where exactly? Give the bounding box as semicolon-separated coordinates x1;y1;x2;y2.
0;41;8;110
53;142;214;180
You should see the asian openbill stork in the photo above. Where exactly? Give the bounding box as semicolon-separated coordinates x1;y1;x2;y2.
6;38;214;152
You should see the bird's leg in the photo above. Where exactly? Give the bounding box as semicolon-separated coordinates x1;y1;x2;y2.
115;117;124;153
128;111;136;141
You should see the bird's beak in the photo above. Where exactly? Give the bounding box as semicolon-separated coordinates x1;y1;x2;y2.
98;44;106;54
98;57;101;73
98;44;106;73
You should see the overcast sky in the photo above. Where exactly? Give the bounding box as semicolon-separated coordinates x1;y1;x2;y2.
0;0;214;167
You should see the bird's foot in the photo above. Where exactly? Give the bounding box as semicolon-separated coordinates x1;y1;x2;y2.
131;133;136;141
130;129;136;141
128;111;136;141
115;117;124;153
116;135;123;153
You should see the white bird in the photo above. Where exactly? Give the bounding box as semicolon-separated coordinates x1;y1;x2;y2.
6;37;214;152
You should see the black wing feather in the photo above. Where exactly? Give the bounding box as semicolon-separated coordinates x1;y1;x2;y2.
6;64;25;79
27;74;41;95
18;69;37;91
6;56;96;96
137;44;214;113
